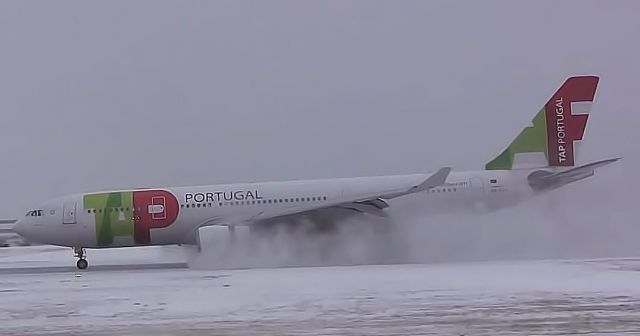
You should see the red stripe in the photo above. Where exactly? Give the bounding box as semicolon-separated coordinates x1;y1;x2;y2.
545;76;598;166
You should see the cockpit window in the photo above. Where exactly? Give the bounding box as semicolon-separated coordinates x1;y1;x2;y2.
26;210;44;217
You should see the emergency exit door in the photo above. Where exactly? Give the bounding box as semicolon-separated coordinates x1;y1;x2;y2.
63;201;77;224
469;176;485;192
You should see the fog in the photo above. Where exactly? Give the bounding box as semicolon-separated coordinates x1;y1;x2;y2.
1;1;639;266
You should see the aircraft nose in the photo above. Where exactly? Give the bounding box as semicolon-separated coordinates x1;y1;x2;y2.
12;219;35;240
12;220;27;237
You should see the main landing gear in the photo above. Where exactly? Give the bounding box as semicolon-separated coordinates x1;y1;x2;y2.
74;247;88;270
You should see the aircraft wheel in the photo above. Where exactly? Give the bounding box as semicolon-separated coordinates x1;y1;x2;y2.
76;258;88;270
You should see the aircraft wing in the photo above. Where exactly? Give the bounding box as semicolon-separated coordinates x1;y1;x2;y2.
528;158;620;191
244;167;451;224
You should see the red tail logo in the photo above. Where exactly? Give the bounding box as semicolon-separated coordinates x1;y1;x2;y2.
545;76;598;166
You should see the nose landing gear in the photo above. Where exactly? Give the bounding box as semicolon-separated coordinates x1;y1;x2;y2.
74;247;88;270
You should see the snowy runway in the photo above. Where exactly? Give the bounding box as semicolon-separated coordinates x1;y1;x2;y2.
2;246;640;335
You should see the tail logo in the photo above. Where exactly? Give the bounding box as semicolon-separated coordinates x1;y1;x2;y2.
549;97;588;166
485;76;598;170
544;76;597;167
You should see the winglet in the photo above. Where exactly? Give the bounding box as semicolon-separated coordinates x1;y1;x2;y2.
409;167;452;193
382;167;452;199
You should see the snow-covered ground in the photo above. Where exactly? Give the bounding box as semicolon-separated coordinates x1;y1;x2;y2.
0;245;187;270
2;246;640;335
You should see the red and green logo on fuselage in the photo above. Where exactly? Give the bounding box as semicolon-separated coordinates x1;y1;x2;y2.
83;190;179;246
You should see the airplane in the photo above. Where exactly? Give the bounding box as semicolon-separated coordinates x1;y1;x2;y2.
6;75;619;270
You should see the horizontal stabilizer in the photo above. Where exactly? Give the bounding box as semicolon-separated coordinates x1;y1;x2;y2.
528;158;620;191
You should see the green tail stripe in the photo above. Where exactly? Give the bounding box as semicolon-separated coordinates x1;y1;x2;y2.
485;108;549;170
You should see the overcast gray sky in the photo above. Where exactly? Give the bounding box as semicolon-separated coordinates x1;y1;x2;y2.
1;0;638;228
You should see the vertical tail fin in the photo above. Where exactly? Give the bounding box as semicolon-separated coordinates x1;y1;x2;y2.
485;76;599;170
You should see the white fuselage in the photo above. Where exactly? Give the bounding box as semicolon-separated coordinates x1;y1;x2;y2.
14;169;535;249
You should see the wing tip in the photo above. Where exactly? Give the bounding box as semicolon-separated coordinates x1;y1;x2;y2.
411;166;452;192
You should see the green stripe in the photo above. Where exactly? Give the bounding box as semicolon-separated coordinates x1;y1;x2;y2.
83;192;134;246
485;108;549;170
